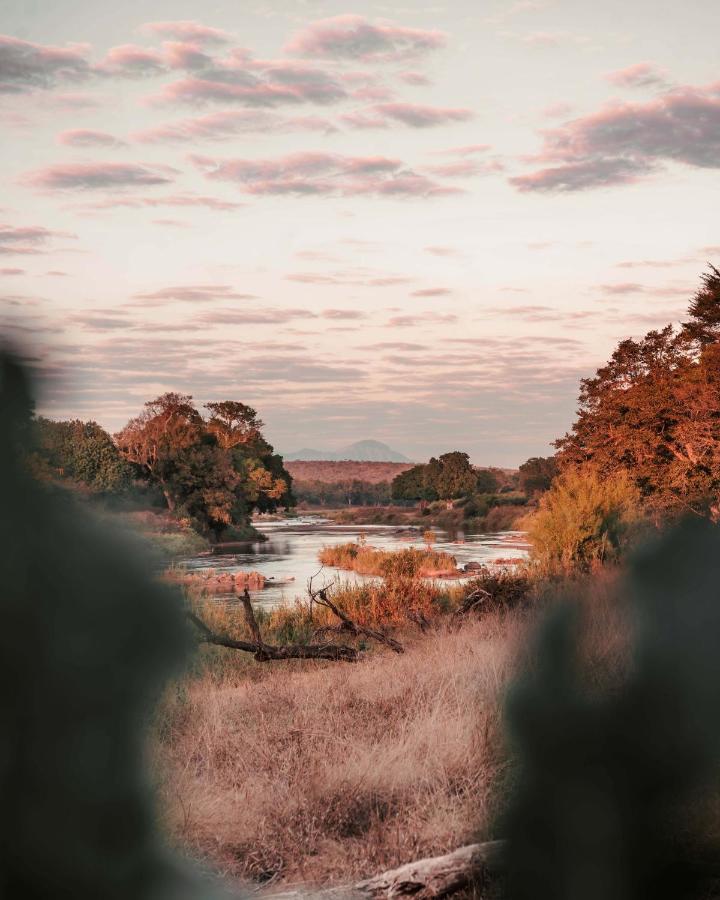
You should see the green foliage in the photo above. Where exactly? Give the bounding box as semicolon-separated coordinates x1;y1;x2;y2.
29;417;133;495
475;467;500;494
529;467;643;572
518;456;557;497
504;519;720;900
391;451;494;504
391;463;438;503
116;392;294;541
294;477;392;506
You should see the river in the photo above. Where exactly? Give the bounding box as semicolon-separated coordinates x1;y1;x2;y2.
180;516;530;610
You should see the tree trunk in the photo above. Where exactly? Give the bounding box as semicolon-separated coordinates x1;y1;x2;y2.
265;840;505;899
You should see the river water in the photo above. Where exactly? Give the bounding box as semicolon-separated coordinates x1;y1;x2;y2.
180;516;530;610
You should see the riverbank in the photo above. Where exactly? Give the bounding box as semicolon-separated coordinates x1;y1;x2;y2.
153;568;624;892
298;502;532;533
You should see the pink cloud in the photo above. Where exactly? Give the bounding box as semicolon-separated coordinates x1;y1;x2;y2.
512;81;720;191
343;102;473;129
285;270;413;286
97;44;165;76
411;287;453;297
397;71;431;86
149;71;346;107
161;41;214;70
429;144;491;156
510;157;656;192
606;62;668;89
133;109;335;142
0;34;91;93
285;15;447;62
423;159;503;177
0;267;25;275
73;193;243;212
388;312;457;327
0;223;75;255
132;284;256;304
321;309;367;320
192;151;459;197
23;162;174;191
139;20;233;45
57;129;125;147
351;85;396;101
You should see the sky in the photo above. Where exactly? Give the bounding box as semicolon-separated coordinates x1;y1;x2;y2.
0;0;718;465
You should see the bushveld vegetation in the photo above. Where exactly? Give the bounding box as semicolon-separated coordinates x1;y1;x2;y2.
526;266;720;571
318;541;459;578
27;392;295;546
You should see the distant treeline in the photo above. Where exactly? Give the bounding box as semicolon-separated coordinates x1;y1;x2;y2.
26;393;294;542
293;478;393;506
285;460;413;484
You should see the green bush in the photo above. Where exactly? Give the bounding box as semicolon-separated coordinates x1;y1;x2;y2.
528;466;643;572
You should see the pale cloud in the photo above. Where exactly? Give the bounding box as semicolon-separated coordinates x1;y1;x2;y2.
284;15;447;62
0;34;91;93
22;162;175;191
192;151;460;196
513;80;720;191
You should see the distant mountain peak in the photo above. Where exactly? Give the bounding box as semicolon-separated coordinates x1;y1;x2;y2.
285;439;410;462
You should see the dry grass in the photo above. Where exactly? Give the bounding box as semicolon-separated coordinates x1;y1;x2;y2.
153;611;524;891
318;541;458;577
153;566;633;894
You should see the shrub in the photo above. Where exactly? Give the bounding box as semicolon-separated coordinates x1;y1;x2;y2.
318;542;457;577
528;466;643;573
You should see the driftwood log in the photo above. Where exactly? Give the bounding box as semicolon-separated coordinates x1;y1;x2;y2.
187;588;360;662
266;840;505;899
187;580;405;662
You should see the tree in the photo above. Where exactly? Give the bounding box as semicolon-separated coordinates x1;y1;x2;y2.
391;465;437;505
29;418;133;495
556;267;720;521
519;457;558;497
433;452;478;505
476;468;500;494
116;393;294;540
115;393;202;511
204;401;263;449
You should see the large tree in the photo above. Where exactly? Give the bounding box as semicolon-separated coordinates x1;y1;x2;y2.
556;266;720;520
116;393;293;539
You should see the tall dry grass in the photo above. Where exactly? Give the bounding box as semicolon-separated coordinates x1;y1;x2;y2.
318;541;458;577
153;565;631;893
153;611;524;889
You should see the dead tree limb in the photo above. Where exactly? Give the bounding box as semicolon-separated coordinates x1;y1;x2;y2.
186;607;359;662
453;587;493;619
265;839;505;898
308;579;404;654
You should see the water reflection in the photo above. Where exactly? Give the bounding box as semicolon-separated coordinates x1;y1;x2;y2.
181;515;530;610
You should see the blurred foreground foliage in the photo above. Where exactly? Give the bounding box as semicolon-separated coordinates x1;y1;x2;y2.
505;518;720;900
0;352;223;898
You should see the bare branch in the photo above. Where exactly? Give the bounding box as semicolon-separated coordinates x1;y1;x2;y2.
185;606;359;662
308;583;404;655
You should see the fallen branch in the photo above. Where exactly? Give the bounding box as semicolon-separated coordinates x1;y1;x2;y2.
309;579;404;654
186;604;359;663
265;839;505;898
453;587;493;619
